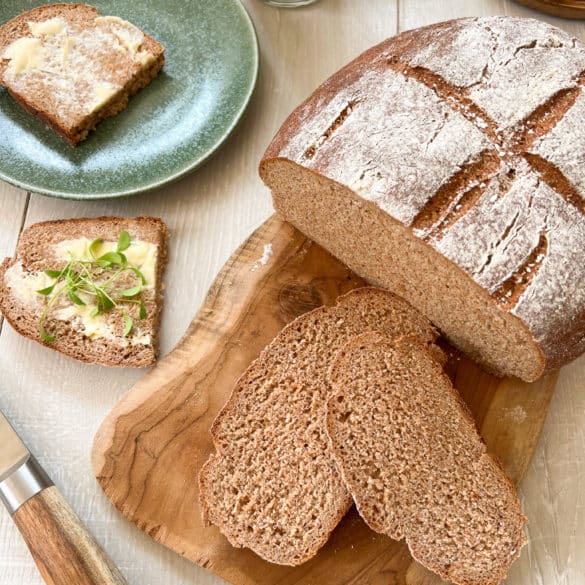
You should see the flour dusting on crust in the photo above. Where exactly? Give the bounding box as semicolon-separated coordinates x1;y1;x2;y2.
271;16;585;369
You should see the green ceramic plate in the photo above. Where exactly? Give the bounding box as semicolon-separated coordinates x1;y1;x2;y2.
0;0;258;199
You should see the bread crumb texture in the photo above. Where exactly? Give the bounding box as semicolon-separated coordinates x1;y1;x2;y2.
327;333;527;585
199;288;437;565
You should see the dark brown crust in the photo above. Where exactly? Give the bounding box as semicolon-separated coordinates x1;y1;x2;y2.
0;3;165;146
261;24;428;161
0;216;169;368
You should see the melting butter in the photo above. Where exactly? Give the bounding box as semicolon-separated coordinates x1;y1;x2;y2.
53;237;157;286
28;17;65;36
3;261;54;302
88;82;118;113
55;304;116;340
95;16;144;53
4;38;42;75
3;237;157;345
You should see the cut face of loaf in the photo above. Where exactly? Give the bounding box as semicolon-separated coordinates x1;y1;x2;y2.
0;216;168;367
199;287;437;565
260;16;585;381
326;333;527;585
0;4;164;145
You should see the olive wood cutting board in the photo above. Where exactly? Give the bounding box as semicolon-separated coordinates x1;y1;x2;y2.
514;0;585;19
92;214;558;585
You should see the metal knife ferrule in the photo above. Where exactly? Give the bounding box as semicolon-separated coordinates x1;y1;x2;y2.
0;455;53;515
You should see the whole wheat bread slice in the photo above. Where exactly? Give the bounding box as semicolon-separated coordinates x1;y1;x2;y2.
0;4;164;145
0;216;168;367
199;287;438;565
326;333;527;585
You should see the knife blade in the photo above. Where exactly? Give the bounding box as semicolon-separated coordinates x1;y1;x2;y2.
0;407;127;585
0;410;53;515
0;410;30;481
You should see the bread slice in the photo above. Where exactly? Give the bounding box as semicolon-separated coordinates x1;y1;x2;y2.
0;216;168;367
326;333;527;585
0;4;164;145
199;287;438;565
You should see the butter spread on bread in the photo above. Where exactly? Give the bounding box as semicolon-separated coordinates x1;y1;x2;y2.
0;4;164;145
0;217;168;367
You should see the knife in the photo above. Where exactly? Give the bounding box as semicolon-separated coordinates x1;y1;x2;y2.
0;408;127;585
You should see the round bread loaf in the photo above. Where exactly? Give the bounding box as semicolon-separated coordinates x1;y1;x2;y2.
260;16;585;382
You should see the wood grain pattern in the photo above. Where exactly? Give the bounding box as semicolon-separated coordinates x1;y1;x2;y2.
92;215;558;585
513;0;585;18
12;486;127;585
0;3;399;584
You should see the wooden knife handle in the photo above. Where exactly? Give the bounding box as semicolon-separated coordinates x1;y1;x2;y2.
12;486;127;585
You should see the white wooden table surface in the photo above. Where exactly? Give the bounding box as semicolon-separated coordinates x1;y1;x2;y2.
0;1;584;584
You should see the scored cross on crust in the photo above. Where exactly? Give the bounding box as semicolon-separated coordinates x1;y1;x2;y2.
271;17;585;368
386;60;585;310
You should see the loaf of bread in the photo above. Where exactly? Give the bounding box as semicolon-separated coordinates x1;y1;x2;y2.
327;333;526;585
0;216;168;367
0;4;164;145
260;16;585;382
199;287;437;565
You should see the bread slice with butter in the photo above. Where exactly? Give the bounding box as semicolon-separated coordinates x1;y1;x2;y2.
0;216;169;367
0;4;164;146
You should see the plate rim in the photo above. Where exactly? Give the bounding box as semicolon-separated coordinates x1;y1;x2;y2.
0;0;260;200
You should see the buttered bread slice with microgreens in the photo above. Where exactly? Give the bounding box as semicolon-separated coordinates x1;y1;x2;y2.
0;217;168;367
0;4;164;145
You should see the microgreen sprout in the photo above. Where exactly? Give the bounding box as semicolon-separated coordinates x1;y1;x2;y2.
37;231;147;343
